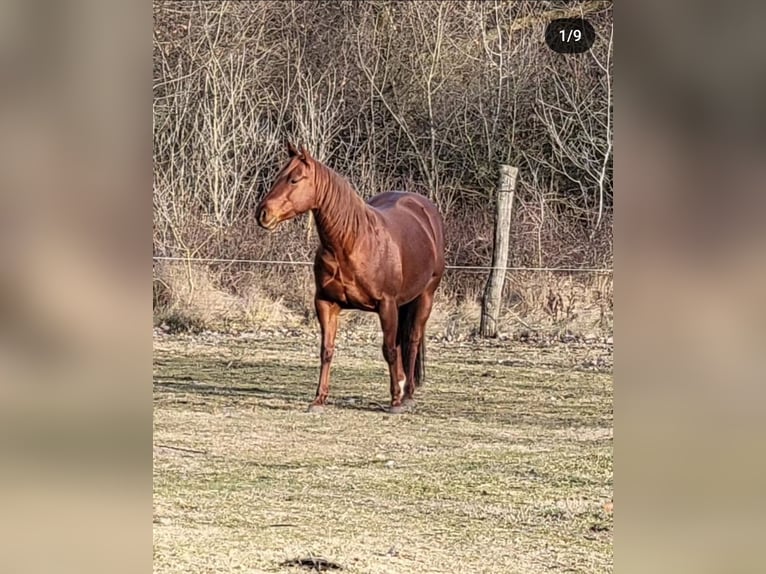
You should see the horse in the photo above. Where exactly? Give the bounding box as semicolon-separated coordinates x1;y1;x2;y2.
256;142;445;414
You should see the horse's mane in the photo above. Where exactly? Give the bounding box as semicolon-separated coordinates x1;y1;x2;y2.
312;160;373;252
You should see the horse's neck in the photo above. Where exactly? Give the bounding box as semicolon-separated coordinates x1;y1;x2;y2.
313;166;371;256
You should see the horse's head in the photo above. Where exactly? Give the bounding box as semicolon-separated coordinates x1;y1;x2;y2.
256;142;318;230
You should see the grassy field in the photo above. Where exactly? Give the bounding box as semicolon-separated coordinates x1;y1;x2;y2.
153;328;613;574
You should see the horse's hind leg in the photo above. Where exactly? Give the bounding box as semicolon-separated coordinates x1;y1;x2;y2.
310;298;340;412
402;290;435;406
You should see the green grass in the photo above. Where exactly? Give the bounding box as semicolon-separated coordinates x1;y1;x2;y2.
153;330;612;573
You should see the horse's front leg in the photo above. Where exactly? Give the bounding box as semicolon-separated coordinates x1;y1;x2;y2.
310;298;340;412
378;298;406;414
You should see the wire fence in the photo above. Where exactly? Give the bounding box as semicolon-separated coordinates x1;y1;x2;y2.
152;256;613;274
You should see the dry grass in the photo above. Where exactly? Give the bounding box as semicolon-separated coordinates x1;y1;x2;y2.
153;261;613;339
153;329;612;573
154;262;302;332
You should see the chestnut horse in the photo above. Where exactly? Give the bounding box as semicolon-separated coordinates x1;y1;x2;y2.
256;142;445;413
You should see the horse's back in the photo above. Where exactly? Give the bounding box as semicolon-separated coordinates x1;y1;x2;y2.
367;191;445;277
368;191;442;236
367;190;430;210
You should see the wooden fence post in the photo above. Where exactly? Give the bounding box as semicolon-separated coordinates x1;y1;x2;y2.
480;164;518;338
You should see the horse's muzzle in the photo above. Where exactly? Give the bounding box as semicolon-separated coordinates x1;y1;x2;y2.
257;206;278;230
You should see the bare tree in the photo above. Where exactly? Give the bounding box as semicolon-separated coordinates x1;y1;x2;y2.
153;0;613;273
524;17;613;233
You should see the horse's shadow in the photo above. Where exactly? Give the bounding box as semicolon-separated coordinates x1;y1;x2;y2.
154;357;389;414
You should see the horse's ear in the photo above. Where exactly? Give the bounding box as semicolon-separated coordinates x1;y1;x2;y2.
299;146;312;164
286;141;299;157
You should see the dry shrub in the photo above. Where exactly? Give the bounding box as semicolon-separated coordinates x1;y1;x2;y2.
153;261;300;332
504;271;613;334
153;259;611;337
426;271;612;340
240;281;299;329
153;262;236;331
429;294;483;340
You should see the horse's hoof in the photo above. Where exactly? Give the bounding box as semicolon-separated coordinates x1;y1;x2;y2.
388;404;406;415
307;403;325;414
402;397;415;407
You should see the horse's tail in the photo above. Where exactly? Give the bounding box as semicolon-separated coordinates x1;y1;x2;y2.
397;303;426;387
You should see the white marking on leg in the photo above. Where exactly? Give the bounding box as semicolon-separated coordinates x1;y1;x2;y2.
397;377;406;400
